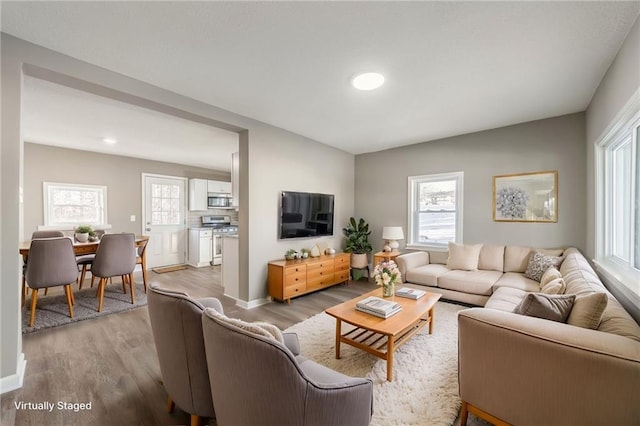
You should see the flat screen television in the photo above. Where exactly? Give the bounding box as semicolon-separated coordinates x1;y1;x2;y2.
279;191;334;239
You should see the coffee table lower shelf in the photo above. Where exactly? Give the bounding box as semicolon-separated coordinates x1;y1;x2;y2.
335;312;433;381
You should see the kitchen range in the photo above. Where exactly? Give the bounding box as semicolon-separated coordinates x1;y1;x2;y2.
188;215;238;267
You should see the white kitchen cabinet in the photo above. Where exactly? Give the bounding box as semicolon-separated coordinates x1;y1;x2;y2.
188;228;213;267
231;152;239;207
207;180;231;194
188;178;208;211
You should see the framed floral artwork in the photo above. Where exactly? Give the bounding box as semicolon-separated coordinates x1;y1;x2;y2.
493;171;558;222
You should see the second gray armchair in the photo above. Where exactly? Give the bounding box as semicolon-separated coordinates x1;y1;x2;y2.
201;307;374;426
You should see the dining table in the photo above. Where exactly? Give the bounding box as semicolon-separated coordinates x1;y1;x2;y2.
19;235;150;289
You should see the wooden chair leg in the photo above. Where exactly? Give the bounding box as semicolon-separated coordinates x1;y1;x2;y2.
64;285;74;318
167;396;175;413
29;289;39;327
91;274;96;288
190;414;200;426
129;273;135;304
97;278;107;312
122;275;127;294
141;259;148;293
460;401;469;426
79;265;88;290
44;288;49;296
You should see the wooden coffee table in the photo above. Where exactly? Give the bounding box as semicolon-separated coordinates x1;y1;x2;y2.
325;287;441;381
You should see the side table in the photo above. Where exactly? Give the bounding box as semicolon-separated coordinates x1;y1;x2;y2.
373;251;401;266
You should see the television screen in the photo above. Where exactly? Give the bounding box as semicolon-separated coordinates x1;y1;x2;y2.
279;191;334;239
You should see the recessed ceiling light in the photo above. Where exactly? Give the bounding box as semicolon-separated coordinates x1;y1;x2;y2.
351;72;385;91
102;137;118;144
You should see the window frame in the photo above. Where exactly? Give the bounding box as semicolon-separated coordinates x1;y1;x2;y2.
594;89;640;296
42;182;109;230
407;171;464;251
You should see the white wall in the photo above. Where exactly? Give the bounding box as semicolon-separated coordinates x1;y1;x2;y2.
355;113;586;253
0;33;355;387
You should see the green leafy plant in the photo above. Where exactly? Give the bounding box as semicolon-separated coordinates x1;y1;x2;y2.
285;249;297;260
75;225;93;234
343;217;373;254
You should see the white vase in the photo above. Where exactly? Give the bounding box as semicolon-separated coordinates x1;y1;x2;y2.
75;233;89;243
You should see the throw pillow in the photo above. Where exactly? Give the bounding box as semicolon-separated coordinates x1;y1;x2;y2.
540;277;566;295
513;293;576;323
539;267;562;289
446;242;482;271
206;308;284;343
567;292;608;330
524;251;564;282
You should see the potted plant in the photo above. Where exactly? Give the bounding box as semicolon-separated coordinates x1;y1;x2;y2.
343;217;372;273
75;225;93;243
285;249;297;260
300;248;310;259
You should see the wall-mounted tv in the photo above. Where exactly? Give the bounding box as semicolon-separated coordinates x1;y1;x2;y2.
279;191;335;239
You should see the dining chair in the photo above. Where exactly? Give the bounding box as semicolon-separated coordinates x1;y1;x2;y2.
77;230;106;289
135;237;149;293
22;230;65;305
91;233;136;312
24;237;78;327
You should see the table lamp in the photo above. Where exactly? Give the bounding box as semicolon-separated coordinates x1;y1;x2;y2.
382;226;404;252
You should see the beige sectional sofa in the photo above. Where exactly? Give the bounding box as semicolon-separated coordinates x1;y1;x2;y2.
398;246;640;425
396;244;563;306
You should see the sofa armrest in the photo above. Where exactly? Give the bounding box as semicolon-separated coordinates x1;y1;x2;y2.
458;308;640;426
396;251;430;276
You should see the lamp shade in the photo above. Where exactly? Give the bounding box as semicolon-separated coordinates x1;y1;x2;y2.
382;226;404;240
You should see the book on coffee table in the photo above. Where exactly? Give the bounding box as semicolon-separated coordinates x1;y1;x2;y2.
395;287;426;300
355;296;403;318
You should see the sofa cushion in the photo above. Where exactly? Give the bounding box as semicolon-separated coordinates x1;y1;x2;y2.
438;270;502;296
492;272;540;293
484;286;527;312
540;277;566;295
513;293;576;323
567;292;608;330
405;264;450;287
524;251;564;282
504;246;532;273
447;243;482;271
478;245;505;272
540;267;562;289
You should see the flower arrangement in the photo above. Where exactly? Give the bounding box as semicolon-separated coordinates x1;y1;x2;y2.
373;260;401;297
496;186;529;219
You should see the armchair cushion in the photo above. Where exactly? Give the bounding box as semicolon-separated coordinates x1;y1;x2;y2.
205;307;284;343
283;332;301;356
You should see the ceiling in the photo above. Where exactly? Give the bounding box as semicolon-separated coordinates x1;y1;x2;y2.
22;76;239;171
3;2;640;157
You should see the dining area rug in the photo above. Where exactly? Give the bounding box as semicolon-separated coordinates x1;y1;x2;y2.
22;282;148;333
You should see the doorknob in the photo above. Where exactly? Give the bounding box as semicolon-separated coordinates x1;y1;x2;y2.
146;227;151;232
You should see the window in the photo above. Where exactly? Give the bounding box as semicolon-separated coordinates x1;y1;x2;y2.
150;182;181;225
595;92;640;295
43;182;107;228
407;172;463;249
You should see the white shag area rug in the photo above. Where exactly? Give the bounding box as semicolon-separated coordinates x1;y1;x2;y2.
285;301;466;426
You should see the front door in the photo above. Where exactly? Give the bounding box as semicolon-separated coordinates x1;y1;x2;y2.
142;174;187;268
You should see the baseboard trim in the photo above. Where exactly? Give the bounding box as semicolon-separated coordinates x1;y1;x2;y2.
230;296;270;310
0;353;26;394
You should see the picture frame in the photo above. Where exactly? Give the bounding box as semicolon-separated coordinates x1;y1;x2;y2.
493;170;558;223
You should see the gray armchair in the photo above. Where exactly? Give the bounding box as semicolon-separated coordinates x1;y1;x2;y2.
147;283;222;426
201;308;374;426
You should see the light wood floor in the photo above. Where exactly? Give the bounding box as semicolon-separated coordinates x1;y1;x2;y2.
1;265;377;426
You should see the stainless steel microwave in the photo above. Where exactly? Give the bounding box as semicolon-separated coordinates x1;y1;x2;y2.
208;194;232;208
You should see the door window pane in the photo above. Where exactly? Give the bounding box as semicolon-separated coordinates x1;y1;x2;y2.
151;183;181;225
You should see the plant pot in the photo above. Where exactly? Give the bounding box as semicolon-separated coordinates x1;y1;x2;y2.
75;233;89;243
351;253;368;269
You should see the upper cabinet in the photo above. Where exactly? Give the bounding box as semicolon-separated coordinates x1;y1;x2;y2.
207;179;231;194
189;178;208;211
231;152;239;207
